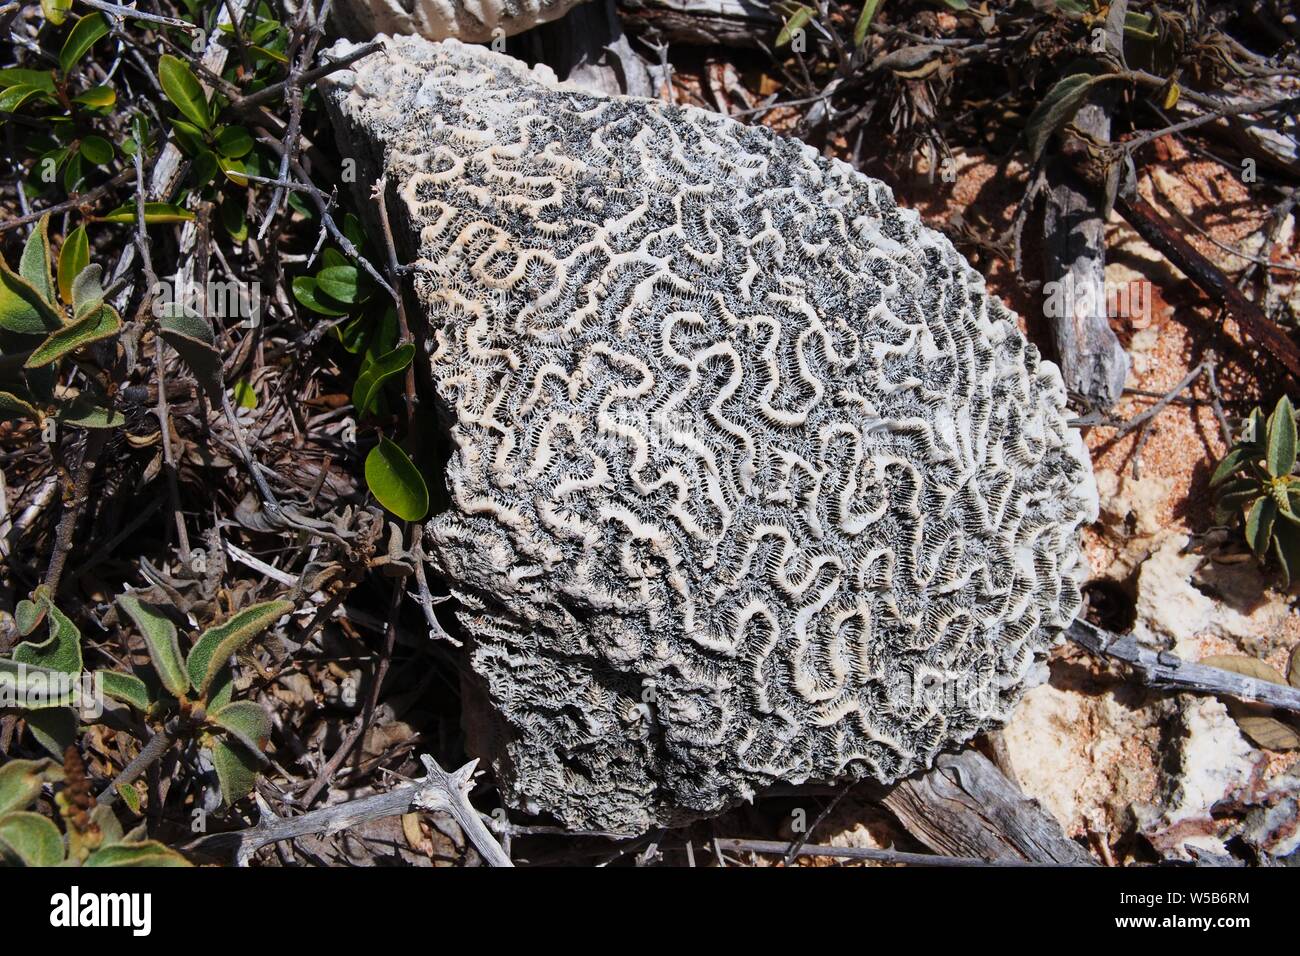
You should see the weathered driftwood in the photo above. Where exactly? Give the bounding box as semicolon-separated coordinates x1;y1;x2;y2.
1069;619;1300;714
1042;99;1129;411
616;0;776;47
188;756;512;867
880;750;1095;865
712;837;1002;866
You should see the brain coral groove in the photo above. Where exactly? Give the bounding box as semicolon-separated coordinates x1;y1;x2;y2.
322;36;1099;834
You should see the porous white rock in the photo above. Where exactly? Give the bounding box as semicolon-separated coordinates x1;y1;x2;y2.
332;0;590;43
322;36;1099;833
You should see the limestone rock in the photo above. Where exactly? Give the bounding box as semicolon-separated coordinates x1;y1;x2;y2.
322;36;1098;833
332;0;591;43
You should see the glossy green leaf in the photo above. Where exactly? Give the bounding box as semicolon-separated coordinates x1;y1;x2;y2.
853;0;884;46
78;135;113;166
315;265;364;305
211;741;259;806
215;125;253;159
41;0;72;26
85;841;190;867
232;378;257;409
0;69;56;93
24;303;122;368
1266;395;1297;479
117;594;189;698
186;600;293;695
59;14;110;75
0;84;50;113
71;85;115;108
209;700;271;755
0;811;64;866
366;436;429;522
100;202;194;224
353;343;414;416
291;276;349;316
98;671;150;711
158;54;211;131
0;759;59;816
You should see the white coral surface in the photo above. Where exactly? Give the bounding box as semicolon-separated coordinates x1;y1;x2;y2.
333;0;590;43
323;36;1099;833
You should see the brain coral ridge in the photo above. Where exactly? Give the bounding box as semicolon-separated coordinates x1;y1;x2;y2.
322;35;1099;834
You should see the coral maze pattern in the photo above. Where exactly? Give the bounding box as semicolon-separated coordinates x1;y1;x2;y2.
325;37;1099;833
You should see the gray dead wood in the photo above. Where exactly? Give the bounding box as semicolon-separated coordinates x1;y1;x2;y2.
1068;619;1300;714
879;749;1096;865
712;838;1009;866
1042;99;1129;411
617;0;776;47
188;755;513;866
526;0;653;97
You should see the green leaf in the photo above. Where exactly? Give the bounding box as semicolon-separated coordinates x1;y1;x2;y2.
98;670;150;711
14;600;43;636
186;600;293;695
366;436;430;522
315;265;364;305
71;85;115;108
0;69;56;93
57;225;88;305
221;200;247;242
190;149;220;189
232;378;257;409
1024;73;1122;164
167;119;207;156
211;740;260;806
70;262;104;321
291;276;349;316
776;4;815;47
353;343;414;416
0;811;64;866
1272;513;1300;589
158;54;211;131
116;783;142;815
78;135;113;166
117;595;189;698
55;392;124;429
41;0;72;26
1266;395;1297;479
853;0;884;46
23;707;77;756
0;85;49;113
0;258;62;335
1246;495;1277;559
158;309;221;400
214;125;254;159
209;700;270;755
24;303;122;368
59;14;110;75
12;587;82;675
100;202;195;224
0;759;60;815
19;215;55;306
0;391;41;423
85;841;191;867
1210;444;1257;487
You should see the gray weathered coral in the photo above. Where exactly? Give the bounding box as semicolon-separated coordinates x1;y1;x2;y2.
332;0;591;43
322;36;1099;834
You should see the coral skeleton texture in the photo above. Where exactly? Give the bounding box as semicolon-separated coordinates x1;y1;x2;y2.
322;36;1099;833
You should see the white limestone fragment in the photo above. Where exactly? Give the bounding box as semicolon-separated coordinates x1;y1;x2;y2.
322;36;1099;833
332;0;590;43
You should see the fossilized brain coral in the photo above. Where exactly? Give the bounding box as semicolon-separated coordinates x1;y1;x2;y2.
322;36;1099;835
332;0;591;43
